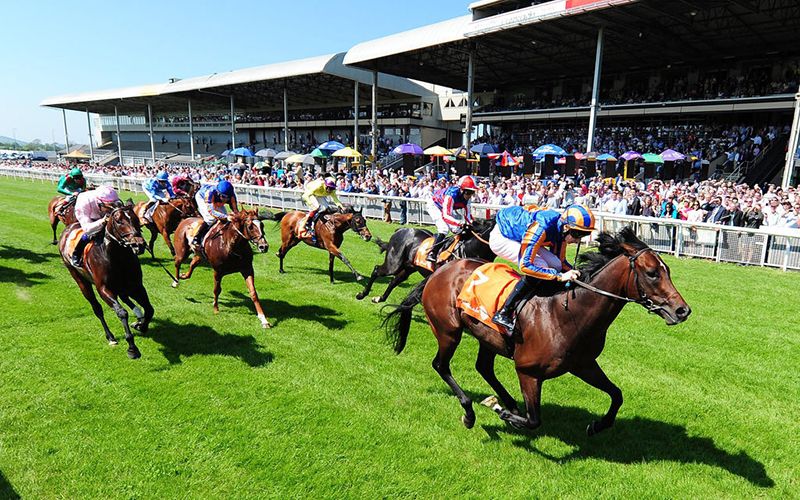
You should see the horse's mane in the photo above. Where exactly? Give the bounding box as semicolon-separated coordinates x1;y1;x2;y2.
575;226;649;281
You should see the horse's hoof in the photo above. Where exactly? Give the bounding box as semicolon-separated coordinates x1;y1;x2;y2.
179;273;190;280
371;297;384;304
586;421;599;437
171;281;179;288
127;348;141;360
262;322;272;329
355;274;364;281
108;339;119;346
355;293;365;300
132;321;142;332
461;414;476;429
213;309;220;315
279;269;286;274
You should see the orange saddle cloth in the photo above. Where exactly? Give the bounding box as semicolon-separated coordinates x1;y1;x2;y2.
414;236;458;272
456;262;521;332
64;228;95;261
295;214;313;239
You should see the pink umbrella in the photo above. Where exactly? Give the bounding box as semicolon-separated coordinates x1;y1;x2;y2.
573;152;586;160
621;151;642;161
661;149;686;161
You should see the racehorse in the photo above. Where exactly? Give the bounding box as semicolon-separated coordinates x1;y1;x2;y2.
382;227;691;434
134;197;198;256
356;218;496;303
48;196;78;244
58;201;152;359
172;209;272;328
273;207;372;283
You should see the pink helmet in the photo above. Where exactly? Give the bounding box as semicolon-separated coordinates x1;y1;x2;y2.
95;185;120;203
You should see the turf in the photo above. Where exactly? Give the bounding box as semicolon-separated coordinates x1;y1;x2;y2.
0;177;797;498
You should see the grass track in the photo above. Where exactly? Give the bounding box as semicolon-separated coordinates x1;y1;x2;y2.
0;177;798;498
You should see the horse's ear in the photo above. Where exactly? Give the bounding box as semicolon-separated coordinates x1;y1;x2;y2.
257;209;274;221
357;207;363;214
126;198;134;206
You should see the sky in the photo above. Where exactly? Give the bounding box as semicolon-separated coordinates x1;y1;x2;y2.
0;0;469;145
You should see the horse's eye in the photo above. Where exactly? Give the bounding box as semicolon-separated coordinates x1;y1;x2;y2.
646;269;659;279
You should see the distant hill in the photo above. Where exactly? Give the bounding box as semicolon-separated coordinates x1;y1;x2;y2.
0;136;27;145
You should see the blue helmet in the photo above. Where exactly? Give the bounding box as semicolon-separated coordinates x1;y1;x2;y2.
216;180;235;198
156;171;169;182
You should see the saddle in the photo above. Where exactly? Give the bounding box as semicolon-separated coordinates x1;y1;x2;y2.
297;213;334;241
414;235;461;272
55;197;76;216
456;262;522;333
64;227;96;267
186;220;217;253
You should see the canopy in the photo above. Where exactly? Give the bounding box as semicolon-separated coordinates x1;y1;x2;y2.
660;149;686;161
642;153;664;164
596;153;617;161
470;143;498;156
498;150;517;167
423;145;453;156
392;143;424;155
318;140;345;152
310;148;329;158
64;150;90;159
331;147;362;158
220;149;231;157
533;144;567;157
620;151;642;161
273;150;297;160
573;152;586;160
285;154;316;165
230;147;253;157
255;148;277;158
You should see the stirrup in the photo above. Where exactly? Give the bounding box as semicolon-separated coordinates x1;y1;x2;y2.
492;311;515;333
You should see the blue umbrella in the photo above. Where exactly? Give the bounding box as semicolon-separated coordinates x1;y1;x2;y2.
230;147;253;157
532;144;567;157
318;141;345;152
596;153;617;161
470;143;498;156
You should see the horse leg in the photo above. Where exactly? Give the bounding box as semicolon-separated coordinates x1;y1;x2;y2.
570;360;623;436
68;269;117;345
373;267;413;304
355;264;382;299
431;327;476;429
324;243;362;281
241;269;271;328
475;344;521;416
147;226;158;255
160;227;176;256
511;370;543;430
179;255;202;280
212;270;222;314
328;253;336;283
50;217;59;245
97;285;140;359
128;285;155;334
277;238;299;274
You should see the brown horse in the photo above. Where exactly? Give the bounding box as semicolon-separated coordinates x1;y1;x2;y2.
172;210;272;328
134;197;198;255
48;196;78;244
59;201;153;359
383;227;691;434
273;207;372;283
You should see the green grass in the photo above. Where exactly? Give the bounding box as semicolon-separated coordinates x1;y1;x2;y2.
0;177;798;498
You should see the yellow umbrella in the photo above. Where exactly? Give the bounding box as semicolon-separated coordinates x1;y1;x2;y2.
331;147;362;158
423;145;453;156
64;150;91;159
284;154;306;164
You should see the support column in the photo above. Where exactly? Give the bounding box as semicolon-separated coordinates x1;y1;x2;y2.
114;105;123;165
782;85;800;189
188;99;195;160
586;26;604;153
464;49;475;150
147;104;156;165
85;109;94;160
61;109;70;153
283;84;289;152
354;81;359;151
371;70;378;163
229;95;236;149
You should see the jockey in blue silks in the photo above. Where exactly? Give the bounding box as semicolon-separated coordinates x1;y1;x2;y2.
141;171;175;223
488;204;596;340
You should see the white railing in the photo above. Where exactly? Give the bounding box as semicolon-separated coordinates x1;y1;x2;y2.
3;165;799;271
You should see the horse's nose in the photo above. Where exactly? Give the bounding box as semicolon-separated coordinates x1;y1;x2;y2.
675;305;691;320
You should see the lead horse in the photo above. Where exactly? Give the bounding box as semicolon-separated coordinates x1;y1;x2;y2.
383;227;691;434
59;201;153;359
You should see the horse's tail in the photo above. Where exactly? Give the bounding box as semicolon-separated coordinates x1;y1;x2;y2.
272;211;288;223
372;237;389;253
381;276;429;354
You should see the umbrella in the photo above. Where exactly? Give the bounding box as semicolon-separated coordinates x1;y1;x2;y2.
255;148;277;158
532;144;567;157
555;157;567;165
661;149;686;161
284;154;306;164
498;150;517;167
423;145;453;156
470;143;498;156
585;151;599;161
64;150;90;159
573;152;586;160
621;151;641;161
596;153;617;161
229;147;253;157
642;153;664;164
254;161;266;170
310;148;329;158
318;141;345;152
219;149;231;157
392;143;424;155
331;147;362;158
274;150;296;160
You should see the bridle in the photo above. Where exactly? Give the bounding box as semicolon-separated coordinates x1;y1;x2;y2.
565;248;670;315
104;206;141;249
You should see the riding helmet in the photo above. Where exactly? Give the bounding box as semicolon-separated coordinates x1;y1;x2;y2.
216;180;235;198
95;185;120;203
70;167;83;178
561;204;596;233
457;175;477;192
324;177;337;190
156;171;169;182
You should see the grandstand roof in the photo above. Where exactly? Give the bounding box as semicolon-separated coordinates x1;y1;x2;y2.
41;53;438;115
344;0;800;91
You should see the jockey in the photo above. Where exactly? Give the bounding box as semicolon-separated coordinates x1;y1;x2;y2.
427;175;476;264
141;171;175;223
489;204;596;338
170;174;191;197
302;177;343;239
192;180;239;249
70;185;120;266
56;167;86;208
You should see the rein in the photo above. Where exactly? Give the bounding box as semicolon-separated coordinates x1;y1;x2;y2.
468;226;491;245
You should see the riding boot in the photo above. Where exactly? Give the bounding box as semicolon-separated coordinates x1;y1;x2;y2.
427;233;447;264
71;234;90;267
307;210;321;243
192;222;210;253
492;277;534;342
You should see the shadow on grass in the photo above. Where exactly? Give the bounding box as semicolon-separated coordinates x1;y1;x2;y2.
147;318;273;367
426;386;772;487
0;265;51;287
0;244;53;264
0;470;19;499
222;291;347;330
